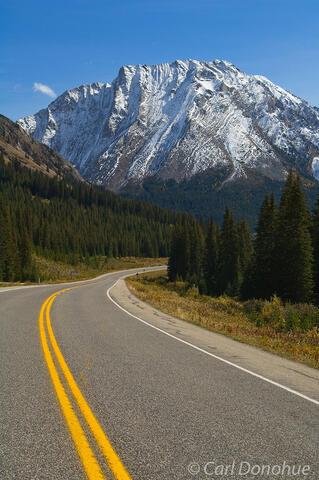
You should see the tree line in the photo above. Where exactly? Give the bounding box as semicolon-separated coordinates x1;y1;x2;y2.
0;155;189;282
168;171;319;304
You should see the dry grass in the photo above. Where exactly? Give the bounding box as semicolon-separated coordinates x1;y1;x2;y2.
126;271;319;369
0;256;167;286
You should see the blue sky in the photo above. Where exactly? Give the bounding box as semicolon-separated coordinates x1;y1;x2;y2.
1;0;318;120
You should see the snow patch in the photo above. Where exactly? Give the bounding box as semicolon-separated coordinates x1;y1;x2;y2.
312;157;319;180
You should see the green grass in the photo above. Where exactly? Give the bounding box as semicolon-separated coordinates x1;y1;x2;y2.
126;271;319;369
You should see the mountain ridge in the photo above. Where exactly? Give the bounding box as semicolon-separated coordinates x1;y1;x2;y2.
17;59;319;221
0;114;82;181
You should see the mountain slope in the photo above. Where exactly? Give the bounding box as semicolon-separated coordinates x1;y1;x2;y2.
18;60;319;188
0;114;82;181
17;60;319;224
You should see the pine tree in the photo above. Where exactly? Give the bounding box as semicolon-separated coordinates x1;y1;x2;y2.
312;197;319;304
238;218;253;277
168;229;178;282
0;205;5;281
19;225;33;281
188;222;204;285
204;219;219;295
168;226;190;281
178;226;191;280
218;207;239;295
253;194;277;299
0;206;17;281
274;172;314;302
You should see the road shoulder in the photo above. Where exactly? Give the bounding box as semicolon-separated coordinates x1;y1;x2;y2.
110;277;319;403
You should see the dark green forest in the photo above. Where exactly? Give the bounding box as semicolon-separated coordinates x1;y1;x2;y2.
122;167;319;227
0;156;188;282
168;171;319;306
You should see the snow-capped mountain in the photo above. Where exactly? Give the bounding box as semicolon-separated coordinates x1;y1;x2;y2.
18;59;319;191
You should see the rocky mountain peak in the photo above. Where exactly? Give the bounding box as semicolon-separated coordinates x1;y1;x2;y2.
18;59;319;190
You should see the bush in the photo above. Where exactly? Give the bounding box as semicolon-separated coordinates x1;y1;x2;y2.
209;295;242;315
243;298;265;314
284;309;300;331
261;295;284;327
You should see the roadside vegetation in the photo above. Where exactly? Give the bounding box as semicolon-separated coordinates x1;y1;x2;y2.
126;271;319;369
127;172;319;369
168;171;319;305
0;256;166;286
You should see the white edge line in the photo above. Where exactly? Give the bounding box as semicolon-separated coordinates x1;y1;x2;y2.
107;278;319;407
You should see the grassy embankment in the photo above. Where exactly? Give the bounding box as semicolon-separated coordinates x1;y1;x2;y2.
126;270;319;369
0;256;167;286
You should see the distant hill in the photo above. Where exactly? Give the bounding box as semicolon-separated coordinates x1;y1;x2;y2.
0;114;82;181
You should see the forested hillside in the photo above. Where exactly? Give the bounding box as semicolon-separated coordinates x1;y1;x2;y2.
0;156;187;282
168;171;319;305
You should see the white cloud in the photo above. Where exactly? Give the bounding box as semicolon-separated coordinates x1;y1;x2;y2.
33;82;56;98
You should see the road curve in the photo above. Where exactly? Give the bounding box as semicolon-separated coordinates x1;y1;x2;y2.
1;268;318;479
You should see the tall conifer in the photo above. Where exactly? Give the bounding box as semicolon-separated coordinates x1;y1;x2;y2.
218;207;239;294
204;219;219;295
312;197;319;303
274;172;313;302
253;193;277;298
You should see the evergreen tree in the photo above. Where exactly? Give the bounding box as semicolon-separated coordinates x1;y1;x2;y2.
312;197;319;304
188;222;204;284
0;205;5;281
253;193;277;299
19;225;33;281
168;226;190;281
204;219;219;295
274;171;314;302
0;206;17;281
218;207;239;295
0;155;189;282
237;218;253;277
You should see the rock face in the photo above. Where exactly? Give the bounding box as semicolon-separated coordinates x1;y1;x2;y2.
0;114;82;181
18;59;319;191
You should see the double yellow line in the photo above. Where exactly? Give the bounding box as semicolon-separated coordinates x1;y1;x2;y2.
39;284;132;480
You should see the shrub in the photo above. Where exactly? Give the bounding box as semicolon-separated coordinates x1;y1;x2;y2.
243;298;265;314
261;295;284;326
187;285;200;297
283;303;319;331
284;309;300;331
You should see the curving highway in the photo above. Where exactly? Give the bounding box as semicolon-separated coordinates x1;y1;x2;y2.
1;268;318;479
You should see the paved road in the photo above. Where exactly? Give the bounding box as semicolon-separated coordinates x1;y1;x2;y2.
1;268;318;480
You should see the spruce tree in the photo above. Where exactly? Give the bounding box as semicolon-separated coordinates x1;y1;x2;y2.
253;193;277;299
218;207;239;295
0;206;5;281
274;172;314;302
168;226;190;281
19;225;33;281
238;218;253;277
168;227;179;281
188;222;204;285
0;206;17;281
312;197;319;304
204;219;219;295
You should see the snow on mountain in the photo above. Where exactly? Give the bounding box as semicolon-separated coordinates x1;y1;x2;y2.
313;158;319;180
18;59;319;190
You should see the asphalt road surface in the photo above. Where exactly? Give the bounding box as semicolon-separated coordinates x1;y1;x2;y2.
1;268;318;480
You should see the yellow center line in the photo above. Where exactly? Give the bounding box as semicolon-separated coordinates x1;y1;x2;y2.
39;294;105;480
40;282;133;480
